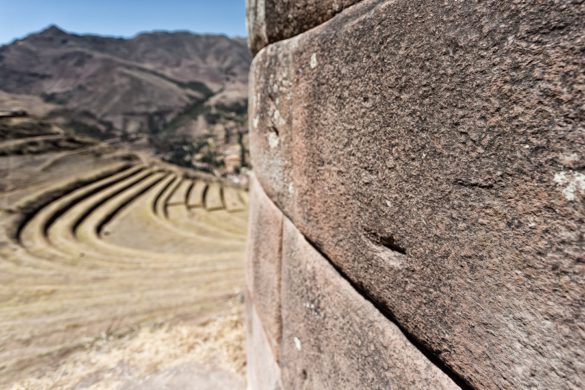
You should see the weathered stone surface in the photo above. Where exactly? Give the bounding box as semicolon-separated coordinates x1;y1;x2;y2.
249;44;294;211
246;0;363;55
245;175;283;358
246;296;282;390
280;219;459;389
250;0;585;388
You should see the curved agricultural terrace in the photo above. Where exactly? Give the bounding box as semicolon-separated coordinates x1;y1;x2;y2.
0;141;248;388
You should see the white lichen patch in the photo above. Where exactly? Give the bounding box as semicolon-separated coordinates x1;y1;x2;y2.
554;171;585;201
288;182;295;196
310;53;318;69
293;336;302;351
271;82;279;93
304;301;322;318
272;109;285;126
268;132;279;149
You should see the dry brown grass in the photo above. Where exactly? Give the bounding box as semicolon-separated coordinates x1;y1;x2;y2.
0;148;248;388
10;307;245;390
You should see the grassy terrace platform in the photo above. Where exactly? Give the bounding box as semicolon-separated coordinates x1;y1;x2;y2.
0;142;248;388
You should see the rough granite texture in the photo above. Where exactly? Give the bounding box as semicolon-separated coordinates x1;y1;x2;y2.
249;0;585;388
246;0;363;55
280;218;459;389
249;43;295;210
245;174;283;359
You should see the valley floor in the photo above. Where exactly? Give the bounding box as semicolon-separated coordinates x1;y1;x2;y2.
0;144;248;389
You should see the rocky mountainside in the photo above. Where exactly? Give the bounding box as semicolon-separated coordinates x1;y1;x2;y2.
0;26;251;174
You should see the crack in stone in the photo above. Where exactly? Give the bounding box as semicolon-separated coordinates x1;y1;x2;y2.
302;233;473;390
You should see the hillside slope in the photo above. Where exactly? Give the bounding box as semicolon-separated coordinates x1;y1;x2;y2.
0;26;251;174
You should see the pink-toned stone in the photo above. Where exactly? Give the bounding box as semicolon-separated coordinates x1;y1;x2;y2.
280;218;459;389
245;295;282;390
246;0;363;55
249;43;294;214
245;175;283;358
249;0;585;388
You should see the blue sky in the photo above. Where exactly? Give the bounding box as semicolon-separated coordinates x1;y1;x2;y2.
0;0;247;44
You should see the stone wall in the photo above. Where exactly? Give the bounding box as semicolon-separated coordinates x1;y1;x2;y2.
245;1;584;389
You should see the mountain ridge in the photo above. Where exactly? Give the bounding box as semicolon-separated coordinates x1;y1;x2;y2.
0;25;251;174
1;25;247;47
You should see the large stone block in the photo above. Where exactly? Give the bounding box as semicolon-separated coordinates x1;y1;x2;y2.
280;219;459;389
249;43;296;212
246;0;363;55
250;0;585;388
246;296;282;390
246;175;283;358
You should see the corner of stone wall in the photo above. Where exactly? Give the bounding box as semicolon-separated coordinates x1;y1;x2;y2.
245;0;585;389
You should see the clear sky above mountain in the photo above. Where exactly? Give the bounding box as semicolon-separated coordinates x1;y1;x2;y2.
0;0;246;44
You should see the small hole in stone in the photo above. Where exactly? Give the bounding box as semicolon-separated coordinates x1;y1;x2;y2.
378;235;407;255
269;125;279;136
365;229;407;255
301;369;308;380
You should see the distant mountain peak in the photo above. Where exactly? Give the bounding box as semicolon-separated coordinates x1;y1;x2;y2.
0;27;252;172
39;25;68;36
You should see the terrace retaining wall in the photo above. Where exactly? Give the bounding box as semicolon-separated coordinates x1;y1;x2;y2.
245;1;585;389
